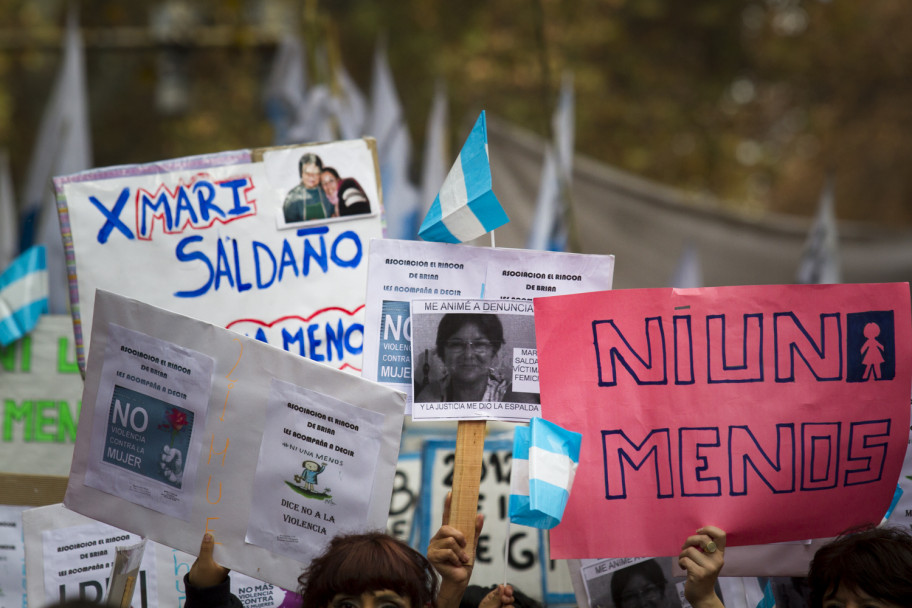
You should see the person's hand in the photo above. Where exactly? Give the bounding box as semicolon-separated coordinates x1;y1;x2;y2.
427;492;484;587
188;533;230;588
679;526;726;608
479;584;514;608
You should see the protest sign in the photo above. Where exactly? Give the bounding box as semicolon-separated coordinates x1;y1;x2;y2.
64;290;406;591
417;436;575;605
0;505;27;606
386;451;421;544
410;299;539;422
362;239;614;412
1;315;81;477
23;503;303;608
535;283;912;558
53;139;382;373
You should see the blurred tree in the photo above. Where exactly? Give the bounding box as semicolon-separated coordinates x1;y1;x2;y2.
1;0;909;226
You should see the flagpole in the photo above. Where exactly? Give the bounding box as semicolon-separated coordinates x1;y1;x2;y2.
503;520;510;586
490;229;496;249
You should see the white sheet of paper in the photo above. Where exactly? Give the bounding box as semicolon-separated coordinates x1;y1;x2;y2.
83;323;215;520
245;379;383;561
362;240;615;414
40;521;157;605
64;290;406;592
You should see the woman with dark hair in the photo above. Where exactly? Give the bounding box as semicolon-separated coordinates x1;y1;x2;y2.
416;314;534;404
321;166;372;217
184;495;506;608
609;559;669;608
807;525;912;608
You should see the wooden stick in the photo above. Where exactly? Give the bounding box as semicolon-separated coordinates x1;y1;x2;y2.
449;419;487;564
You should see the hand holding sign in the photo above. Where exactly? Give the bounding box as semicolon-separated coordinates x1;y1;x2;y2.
679;526;726;608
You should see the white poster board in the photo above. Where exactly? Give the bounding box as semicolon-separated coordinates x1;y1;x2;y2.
64;290;406;592
1;315;82;476
53;139;382;374
362;239;615;413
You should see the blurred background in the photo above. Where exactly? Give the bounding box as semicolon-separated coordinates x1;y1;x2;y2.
1;0;911;288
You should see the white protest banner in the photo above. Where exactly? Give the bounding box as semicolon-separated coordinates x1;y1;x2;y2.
362;239;614;413
417;436;575;605
410;299;539;422
0;505;27;606
53;139;382;374
64;290;406;592
1;315;82;477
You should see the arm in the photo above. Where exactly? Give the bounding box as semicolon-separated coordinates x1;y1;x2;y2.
678;526;726;608
427;492;484;608
185;534;243;608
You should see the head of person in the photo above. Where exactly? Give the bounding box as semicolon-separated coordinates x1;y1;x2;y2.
610;559;666;608
321;167;341;197
298;532;438;608
298;153;324;189
434;314;504;385
808;525;912;608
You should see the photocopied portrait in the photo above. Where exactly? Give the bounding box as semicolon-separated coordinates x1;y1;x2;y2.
411;310;540;405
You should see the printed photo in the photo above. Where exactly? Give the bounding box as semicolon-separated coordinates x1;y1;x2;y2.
265;140;378;229
411;305;539;405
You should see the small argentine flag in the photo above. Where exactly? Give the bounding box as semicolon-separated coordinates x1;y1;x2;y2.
418;111;509;243
0;245;49;347
509;417;582;529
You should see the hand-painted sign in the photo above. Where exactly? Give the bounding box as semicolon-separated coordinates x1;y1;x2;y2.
53;140;382;374
1;315;81;477
535;283;912;558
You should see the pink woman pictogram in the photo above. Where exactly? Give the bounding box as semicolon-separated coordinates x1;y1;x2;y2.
861;322;885;380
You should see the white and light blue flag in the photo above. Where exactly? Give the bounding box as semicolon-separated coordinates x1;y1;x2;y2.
508;416;582;529
0;246;49;346
418;111;509;243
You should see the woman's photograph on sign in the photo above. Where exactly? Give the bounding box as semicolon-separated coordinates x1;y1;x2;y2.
583;558;685;608
264;139;378;229
410;300;540;420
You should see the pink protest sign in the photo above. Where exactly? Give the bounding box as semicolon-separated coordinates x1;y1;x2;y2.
534;283;911;559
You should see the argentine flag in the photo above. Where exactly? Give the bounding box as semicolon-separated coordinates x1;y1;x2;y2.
418;111;509;243
509;416;582;529
0;246;49;346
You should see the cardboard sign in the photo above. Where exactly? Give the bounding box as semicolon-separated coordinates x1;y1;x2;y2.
361;239;615;413
53;139;382;373
535;283;912;558
64;291;406;592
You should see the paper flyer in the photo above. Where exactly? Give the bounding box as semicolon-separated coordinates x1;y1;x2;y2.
0;506;27;607
410;299;539;422
362;239;614;413
83;323;215;520
65;290;406;592
40;521;157;606
54;139;382;374
245;379;383;562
